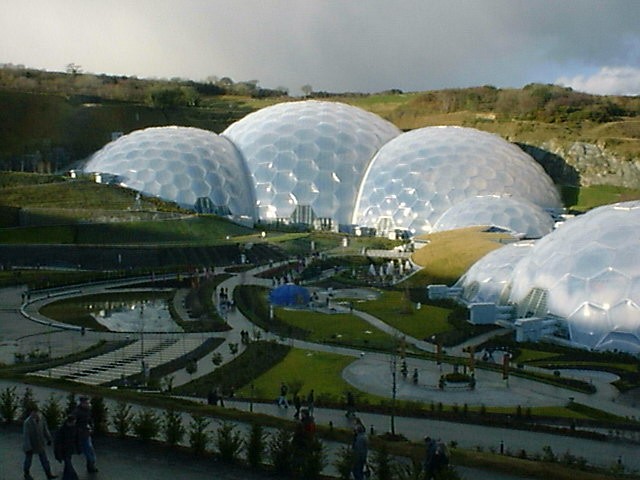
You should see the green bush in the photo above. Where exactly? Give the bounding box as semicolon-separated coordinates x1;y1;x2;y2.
111;402;133;439
20;387;38;420
0;386;19;424
215;421;244;463
333;445;354;480
188;415;210;456
162;409;185;446
245;422;267;469
132;409;160;442
269;428;293;476
41;394;63;432
90;396;108;435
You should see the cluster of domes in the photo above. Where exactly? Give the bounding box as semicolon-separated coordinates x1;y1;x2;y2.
458;201;640;353
83;101;559;237
82;100;640;355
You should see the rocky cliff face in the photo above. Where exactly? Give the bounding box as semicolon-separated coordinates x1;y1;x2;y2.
519;140;640;188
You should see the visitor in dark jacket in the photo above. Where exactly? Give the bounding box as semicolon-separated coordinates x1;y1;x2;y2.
54;414;80;480
72;396;98;473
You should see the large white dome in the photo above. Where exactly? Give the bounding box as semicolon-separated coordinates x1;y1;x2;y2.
509;201;640;353
223;100;400;225
83;126;256;220
433;195;555;239
455;241;535;305
352;126;562;235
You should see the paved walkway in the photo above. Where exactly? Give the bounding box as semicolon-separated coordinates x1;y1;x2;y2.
3;265;640;475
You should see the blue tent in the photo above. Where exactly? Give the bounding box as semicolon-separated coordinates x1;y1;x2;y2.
269;284;311;307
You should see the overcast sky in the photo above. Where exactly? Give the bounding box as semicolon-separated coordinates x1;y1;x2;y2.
1;0;639;96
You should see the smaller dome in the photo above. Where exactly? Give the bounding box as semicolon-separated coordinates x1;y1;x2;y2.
83;126;256;220
269;284;311;307
455;241;535;304
433;195;554;238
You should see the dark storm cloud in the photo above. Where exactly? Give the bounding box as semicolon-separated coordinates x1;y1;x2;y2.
1;0;638;94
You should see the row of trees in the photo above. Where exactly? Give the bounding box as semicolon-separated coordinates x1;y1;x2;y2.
403;83;640;123
0;64;289;107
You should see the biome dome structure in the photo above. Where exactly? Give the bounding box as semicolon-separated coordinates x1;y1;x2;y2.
223;100;401;226
83;126;256;220
433;195;554;239
455;241;535;305
352;126;562;235
509;201;640;353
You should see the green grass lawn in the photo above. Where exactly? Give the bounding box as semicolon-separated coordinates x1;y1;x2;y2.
0;215;254;245
356;290;451;340
235;347;357;403
276;308;397;350
563;184;640;212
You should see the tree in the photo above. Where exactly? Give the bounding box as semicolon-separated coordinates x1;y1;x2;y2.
301;84;313;97
66;63;82;75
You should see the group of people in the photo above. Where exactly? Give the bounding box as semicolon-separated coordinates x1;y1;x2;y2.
22;396;98;480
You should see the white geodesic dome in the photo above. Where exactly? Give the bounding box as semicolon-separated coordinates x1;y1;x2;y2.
455;241;535;304
433;195;555;238
83;126;256;219
223;100;401;225
352;126;562;235
509;201;640;353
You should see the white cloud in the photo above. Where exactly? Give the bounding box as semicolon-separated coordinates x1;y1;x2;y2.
557;67;640;96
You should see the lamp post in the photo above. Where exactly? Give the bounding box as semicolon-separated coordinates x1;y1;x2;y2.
389;342;398;436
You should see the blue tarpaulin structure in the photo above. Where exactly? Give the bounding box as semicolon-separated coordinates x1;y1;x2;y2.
269;284;311;307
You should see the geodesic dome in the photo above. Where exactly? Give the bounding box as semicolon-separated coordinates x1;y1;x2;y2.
455;241;535;304
352;126;561;235
433;195;554;238
83;126;256;220
509;201;640;353
223;100;400;225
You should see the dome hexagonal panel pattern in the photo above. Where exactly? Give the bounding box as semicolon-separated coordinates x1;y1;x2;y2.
509;201;640;352
83;126;256;219
352;126;561;235
433;195;554;238
455;241;535;304
223;100;401;224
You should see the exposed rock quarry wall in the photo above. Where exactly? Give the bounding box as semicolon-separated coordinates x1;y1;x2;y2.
520;141;640;188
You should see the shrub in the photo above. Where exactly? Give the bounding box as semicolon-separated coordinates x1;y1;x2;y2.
91;396;108;435
162;409;185;446
132;409;160;442
542;445;556;463
333;445;354;480
41;394;63;432
111;402;133;438
371;444;394;480
188;415;210;456
269;427;292;476
246;422;267;469
0;386;19;424
20;387;37;420
215;421;244;463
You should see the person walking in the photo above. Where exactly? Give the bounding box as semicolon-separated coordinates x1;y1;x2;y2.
54;414;80;480
293;393;302;419
22;405;58;480
345;391;356;418
277;382;289;408
423;436;437;480
72;396;98;473
351;422;368;480
306;389;315;416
